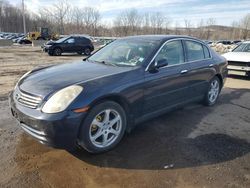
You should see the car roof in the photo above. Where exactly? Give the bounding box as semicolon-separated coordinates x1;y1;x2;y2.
120;35;204;43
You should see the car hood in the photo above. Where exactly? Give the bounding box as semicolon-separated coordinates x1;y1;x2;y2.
222;52;250;62
19;61;133;98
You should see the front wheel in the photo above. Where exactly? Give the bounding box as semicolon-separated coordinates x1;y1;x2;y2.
203;76;221;106
53;48;62;56
78;101;127;153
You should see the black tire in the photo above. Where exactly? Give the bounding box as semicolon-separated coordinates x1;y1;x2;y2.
247;72;250;78
203;76;221;106
48;51;53;56
53;48;62;56
78;101;127;153
84;47;91;56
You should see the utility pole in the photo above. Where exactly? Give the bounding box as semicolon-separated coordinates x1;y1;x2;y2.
22;0;26;34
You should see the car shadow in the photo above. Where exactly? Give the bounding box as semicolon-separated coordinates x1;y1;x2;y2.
70;88;250;170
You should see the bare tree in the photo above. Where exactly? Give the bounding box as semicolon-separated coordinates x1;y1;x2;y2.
80;7;101;36
197;19;205;39
113;9;139;36
70;7;84;33
241;13;250;40
205;18;216;40
53;0;70;34
184;19;192;35
1;0;250;40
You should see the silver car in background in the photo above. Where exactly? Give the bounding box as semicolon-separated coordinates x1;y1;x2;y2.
222;41;250;77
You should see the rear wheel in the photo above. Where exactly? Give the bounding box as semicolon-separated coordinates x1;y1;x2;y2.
78;101;127;153
53;48;62;56
84;47;91;56
203;76;221;106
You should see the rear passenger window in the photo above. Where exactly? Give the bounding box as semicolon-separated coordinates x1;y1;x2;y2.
203;46;210;58
155;40;184;66
185;41;204;61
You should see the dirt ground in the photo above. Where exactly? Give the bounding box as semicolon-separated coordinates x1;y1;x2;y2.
0;46;250;188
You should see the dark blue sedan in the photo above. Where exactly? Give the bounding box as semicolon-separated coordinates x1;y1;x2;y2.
9;35;228;153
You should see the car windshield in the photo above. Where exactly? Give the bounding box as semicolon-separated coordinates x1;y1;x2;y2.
233;43;250;52
55;37;69;43
88;39;160;67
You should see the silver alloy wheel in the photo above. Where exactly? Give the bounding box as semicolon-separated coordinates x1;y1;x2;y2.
208;79;220;103
89;109;122;148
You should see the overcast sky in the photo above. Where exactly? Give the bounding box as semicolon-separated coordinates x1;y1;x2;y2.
8;0;250;27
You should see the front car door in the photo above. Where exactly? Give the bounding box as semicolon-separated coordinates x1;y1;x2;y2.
63;38;76;52
143;40;191;116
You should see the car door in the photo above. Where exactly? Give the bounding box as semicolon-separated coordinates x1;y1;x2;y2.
143;40;191;115
75;37;84;52
183;40;215;98
63;38;76;52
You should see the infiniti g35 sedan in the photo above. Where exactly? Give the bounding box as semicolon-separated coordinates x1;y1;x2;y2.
9;35;228;153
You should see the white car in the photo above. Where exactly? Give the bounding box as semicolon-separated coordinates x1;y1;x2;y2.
222;41;250;77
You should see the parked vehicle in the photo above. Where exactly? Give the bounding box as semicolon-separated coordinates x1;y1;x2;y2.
9;35;227;153
204;40;213;45
43;36;94;56
216;40;232;45
232;40;242;44
222;41;250;77
18;38;32;44
13;36;25;43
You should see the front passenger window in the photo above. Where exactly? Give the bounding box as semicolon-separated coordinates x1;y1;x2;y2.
66;38;75;44
155;40;184;66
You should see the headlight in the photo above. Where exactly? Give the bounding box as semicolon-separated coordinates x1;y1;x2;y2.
42;85;83;113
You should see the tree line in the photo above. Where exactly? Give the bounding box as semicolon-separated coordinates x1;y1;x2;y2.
0;0;249;40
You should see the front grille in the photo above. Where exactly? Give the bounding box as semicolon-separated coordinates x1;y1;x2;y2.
15;89;42;109
228;61;249;67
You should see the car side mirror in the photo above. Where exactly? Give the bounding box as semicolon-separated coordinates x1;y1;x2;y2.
155;59;168;69
148;59;168;73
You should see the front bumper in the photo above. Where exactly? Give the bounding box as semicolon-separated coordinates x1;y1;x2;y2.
227;65;250;76
9;92;87;149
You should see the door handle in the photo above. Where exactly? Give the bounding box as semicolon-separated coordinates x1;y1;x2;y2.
180;70;188;74
209;64;214;67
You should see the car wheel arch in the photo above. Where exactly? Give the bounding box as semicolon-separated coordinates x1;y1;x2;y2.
215;74;223;89
53;46;63;52
87;94;133;132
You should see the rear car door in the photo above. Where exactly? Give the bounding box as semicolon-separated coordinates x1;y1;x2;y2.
183;40;215;98
143;40;191;115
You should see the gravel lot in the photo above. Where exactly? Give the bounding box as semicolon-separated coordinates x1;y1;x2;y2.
0;46;250;188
